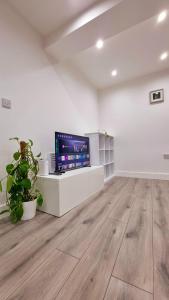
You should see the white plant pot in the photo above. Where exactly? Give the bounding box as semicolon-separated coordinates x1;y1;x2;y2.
21;199;37;221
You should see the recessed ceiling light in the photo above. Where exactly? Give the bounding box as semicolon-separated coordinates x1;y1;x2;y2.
111;69;117;77
160;51;168;61
157;10;167;23
96;39;104;49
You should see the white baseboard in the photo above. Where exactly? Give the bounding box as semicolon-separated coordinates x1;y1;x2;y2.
115;170;169;180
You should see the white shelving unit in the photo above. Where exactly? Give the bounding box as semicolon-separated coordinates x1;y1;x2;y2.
85;132;114;182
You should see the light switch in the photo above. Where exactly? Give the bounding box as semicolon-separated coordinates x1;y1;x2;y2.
163;154;169;160
1;98;11;109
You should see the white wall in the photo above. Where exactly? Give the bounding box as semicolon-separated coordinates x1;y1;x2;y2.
0;1;98;205
99;69;169;179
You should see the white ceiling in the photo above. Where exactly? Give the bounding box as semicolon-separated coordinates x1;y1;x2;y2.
7;0;102;35
7;0;169;89
69;14;169;89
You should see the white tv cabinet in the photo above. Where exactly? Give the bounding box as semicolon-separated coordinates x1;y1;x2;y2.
37;166;104;217
86;132;114;182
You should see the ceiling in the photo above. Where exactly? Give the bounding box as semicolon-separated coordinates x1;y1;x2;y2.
69;14;169;89
7;0;102;36
7;0;169;89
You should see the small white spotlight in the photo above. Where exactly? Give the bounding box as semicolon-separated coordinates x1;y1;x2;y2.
96;39;104;49
157;10;167;23
160;51;168;61
111;69;117;77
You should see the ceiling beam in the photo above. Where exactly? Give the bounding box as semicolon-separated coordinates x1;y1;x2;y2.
45;0;169;62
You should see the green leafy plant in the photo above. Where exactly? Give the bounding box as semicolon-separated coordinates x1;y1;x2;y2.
0;138;43;223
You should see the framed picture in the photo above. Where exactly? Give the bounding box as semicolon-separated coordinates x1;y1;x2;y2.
149;89;164;104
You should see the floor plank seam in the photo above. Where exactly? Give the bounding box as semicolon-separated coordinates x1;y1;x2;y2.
103;183;137;300
54;257;81;300
111;274;153;295
72;210;110;262
55;180;130;300
111;214;130;276
111;184;138;276
55;247;80;260
6;253;80;300
61;184;128;263
4;246;63;300
103;212;132;299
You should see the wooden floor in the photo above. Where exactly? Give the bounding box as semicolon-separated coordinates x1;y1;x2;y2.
0;177;169;300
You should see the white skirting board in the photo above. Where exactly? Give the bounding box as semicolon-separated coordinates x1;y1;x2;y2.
104;174;115;183
115;170;169;180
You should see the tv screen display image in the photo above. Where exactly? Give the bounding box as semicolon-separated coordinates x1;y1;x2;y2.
55;132;90;172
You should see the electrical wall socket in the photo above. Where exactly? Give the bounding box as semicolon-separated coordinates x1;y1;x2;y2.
163;154;169;160
1;98;11;109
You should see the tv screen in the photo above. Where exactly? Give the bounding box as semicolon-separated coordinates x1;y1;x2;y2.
55;132;90;172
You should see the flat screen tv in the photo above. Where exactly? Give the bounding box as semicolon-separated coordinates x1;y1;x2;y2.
55;132;90;172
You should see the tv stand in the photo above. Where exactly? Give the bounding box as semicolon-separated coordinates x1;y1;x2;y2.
50;171;65;175
37;166;104;217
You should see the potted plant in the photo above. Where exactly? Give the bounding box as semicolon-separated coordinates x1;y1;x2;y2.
0;137;44;223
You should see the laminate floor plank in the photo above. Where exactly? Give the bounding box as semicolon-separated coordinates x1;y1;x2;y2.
153;179;169;229
152;180;169;300
0;213;53;256
56;219;125;300
7;249;78;300
113;179;153;293
0;206;92;298
0;177;168;300
131;179;153;213
103;177;129;195
57;178;130;258
0;210;90;298
104;276;153;300
57;200;111;258
0;177;128;299
108;178;137;224
0;217;15;236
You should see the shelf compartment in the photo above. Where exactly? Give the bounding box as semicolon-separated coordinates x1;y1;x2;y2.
99;134;105;150
99;150;105;165
105;151;110;164
109;150;114;163
105;136;110;150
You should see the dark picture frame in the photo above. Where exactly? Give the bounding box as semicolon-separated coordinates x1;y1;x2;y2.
149;89;164;104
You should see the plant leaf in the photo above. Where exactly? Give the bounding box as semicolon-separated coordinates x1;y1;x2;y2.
10;202;23;223
6;164;14;175
19;161;29;175
37;194;43;206
13;151;21;161
21;178;31;189
7;175;14;193
36;152;41;158
28;139;33;146
10;210;17;223
15;204;23;220
9;137;19;142
0;181;2;192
